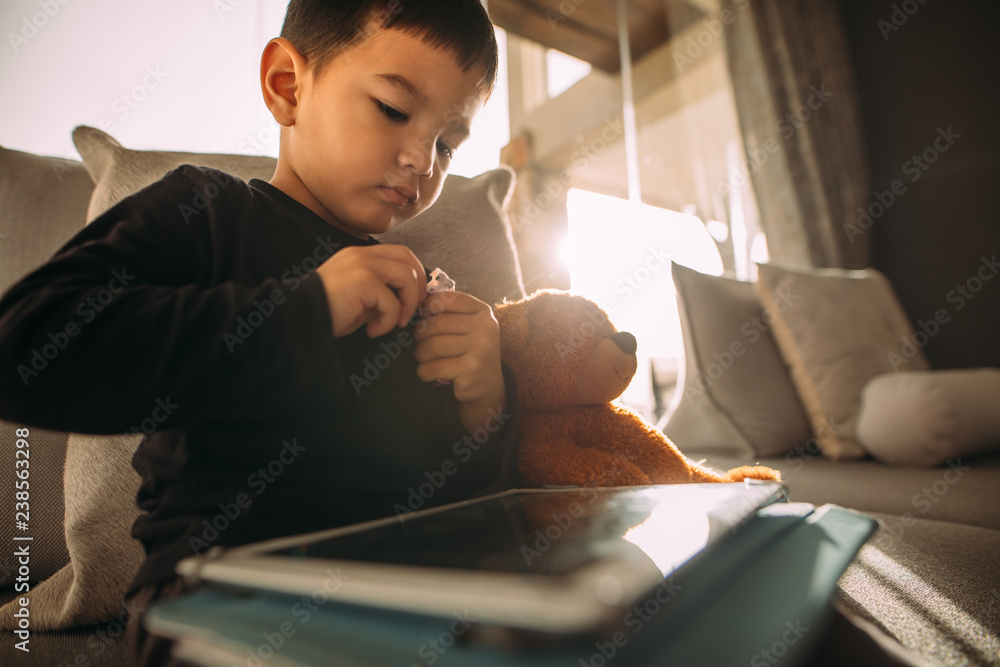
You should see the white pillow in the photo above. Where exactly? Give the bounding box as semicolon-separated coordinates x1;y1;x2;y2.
856;368;1000;466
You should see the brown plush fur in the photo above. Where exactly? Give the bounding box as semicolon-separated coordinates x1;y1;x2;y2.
495;290;782;487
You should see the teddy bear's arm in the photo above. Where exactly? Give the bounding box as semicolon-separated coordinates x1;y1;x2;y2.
584;404;708;485
517;409;655;487
516;406;783;488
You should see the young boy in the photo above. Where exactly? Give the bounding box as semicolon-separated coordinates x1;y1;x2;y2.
0;1;515;664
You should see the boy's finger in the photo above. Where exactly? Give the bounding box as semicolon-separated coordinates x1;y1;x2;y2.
367;245;426;283
361;283;410;338
421;290;484;315
412;312;479;341
413;334;468;364
415;358;461;385
352;244;425;326
375;260;423;327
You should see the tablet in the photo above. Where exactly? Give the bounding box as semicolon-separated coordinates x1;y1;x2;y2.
176;481;786;635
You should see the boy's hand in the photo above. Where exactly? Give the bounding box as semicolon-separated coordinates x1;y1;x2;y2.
413;291;507;434
316;245;425;338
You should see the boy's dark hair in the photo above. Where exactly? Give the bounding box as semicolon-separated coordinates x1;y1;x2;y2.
280;0;499;98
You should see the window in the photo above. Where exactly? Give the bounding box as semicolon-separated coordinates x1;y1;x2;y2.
546;49;591;99
501;3;769;420
562;189;723;418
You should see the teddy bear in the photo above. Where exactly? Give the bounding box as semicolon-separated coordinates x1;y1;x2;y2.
494;289;782;488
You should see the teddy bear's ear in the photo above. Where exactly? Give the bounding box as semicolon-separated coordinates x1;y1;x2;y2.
495;301;529;357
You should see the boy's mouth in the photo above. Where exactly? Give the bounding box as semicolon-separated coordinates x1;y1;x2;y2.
379;185;417;207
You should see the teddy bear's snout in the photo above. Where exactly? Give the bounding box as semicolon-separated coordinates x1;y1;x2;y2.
610;331;637;355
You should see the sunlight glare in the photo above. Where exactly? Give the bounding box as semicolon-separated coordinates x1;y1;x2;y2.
563;189;724;417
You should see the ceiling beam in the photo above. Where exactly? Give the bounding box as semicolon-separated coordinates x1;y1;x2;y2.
488;0;707;72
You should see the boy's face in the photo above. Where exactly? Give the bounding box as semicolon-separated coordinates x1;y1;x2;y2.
271;27;486;238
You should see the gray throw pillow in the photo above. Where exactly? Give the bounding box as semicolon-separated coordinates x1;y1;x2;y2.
662;262;812;457
0;145;95;591
755;262;930;460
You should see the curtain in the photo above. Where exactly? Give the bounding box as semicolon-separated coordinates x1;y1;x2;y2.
722;0;871;269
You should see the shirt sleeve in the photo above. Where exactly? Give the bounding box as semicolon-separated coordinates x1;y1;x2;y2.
0;167;345;433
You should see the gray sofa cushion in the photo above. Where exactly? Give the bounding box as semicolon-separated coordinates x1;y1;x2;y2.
0;145;94;288
0;146;95;589
691;448;1000;532
836;512;1000;667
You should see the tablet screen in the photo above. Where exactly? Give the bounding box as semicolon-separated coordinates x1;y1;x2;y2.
263;483;785;579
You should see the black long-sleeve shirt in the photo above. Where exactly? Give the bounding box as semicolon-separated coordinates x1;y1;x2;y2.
0;165;517;597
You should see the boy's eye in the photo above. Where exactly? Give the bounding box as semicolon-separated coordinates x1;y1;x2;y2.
437;141;455;160
376;100;408;122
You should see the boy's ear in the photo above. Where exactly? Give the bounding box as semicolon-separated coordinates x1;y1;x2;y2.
261;37;307;127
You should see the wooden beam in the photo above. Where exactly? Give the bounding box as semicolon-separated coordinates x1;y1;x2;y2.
488;0;675;72
490;1;622;70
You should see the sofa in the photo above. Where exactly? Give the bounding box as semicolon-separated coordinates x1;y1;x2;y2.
1;128;998;667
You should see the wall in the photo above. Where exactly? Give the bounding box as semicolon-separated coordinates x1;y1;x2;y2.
1;0;285;159
839;0;1000;369
0;0;508;179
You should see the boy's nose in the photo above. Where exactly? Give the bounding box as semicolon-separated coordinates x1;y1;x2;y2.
399;138;434;178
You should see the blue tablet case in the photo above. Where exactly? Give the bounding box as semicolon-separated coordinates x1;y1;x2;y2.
146;501;877;667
